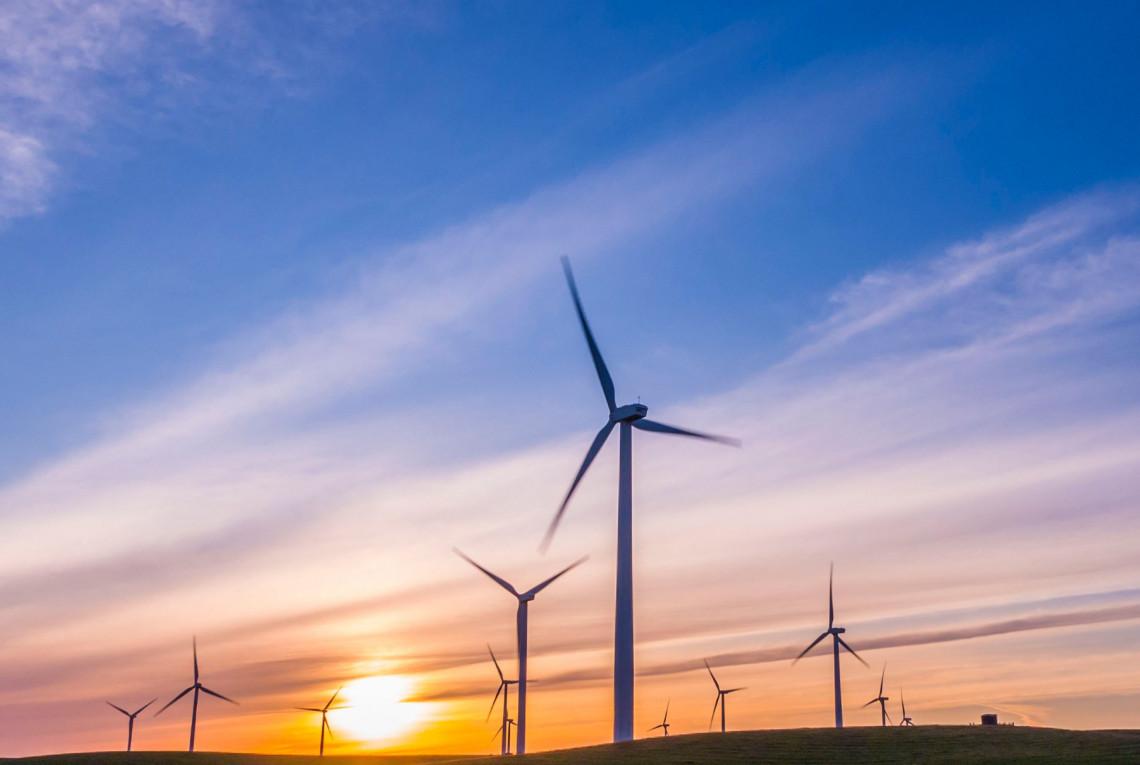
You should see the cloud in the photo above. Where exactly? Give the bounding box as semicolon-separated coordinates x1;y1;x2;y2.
0;0;393;222
0;129;55;218
0;0;220;219
0;62;904;592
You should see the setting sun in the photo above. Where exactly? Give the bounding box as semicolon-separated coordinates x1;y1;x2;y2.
334;675;428;745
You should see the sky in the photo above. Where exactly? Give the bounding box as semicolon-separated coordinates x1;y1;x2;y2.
2;0;1140;756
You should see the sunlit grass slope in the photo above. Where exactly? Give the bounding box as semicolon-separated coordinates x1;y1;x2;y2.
10;727;1140;764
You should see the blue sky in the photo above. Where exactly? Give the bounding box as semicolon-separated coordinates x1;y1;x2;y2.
3;0;1140;755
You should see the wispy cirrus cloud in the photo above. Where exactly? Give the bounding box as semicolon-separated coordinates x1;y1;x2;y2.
0;0;389;222
0;0;222;219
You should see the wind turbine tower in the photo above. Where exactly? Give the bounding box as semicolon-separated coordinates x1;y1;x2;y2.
899;690;915;726
647;700;670;736
862;666;891;726
455;549;585;755
486;645;518;756
542;256;740;742
296;688;344;756
106;699;155;751
155;637;238;752
705;660;745;732
793;564;868;727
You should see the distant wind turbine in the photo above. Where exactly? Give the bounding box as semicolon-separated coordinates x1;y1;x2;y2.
542;256;740;742
296;688;344;756
862;666;891;726
106;698;155;751
793;564;868;728
705;660;745;733
155;637;238;752
493;718;517;754
455;549;586;755
486;645;518;757
899;690;915;726
647;700;670;736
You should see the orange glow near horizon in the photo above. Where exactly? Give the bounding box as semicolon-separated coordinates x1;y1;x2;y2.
334;675;428;746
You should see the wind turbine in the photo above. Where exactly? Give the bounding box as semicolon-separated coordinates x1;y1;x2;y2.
899;690;915;726
106;698;156;751
493;718;517;754
542;256;740;742
455;549;586;755
647;700;670;736
486;645;518;757
705;660;745;733
862;666;891;726
296;688;344;756
155;637;238;752
792;564;868;728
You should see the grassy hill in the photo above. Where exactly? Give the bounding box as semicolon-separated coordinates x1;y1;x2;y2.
9;727;1140;764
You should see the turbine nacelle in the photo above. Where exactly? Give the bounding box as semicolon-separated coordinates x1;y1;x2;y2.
610;403;648;422
831;627;846;635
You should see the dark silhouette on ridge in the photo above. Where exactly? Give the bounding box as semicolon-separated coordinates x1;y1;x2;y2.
705;660;745;732
862;665;891;726
106;698;156;751
155;637;238;752
793;563;869;728
295;687;345;756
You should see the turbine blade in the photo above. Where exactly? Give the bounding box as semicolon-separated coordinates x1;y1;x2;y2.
561;256;616;413
879;665;886;697
632;418;741;447
296;707;323;712
837;636;869;667
155;686;193;716
664;699;670;723
454;549;518;596
901;691;906;717
724;687;746;693
708;693;720;731
861;699;878;708
488;645;504;682
540;420;615;552
324;687;341;711
199;686;238;705
133;698;157;716
324;716;333;741
526;555;589;597
193;636;199;683
829;563;835;630
106;702;130;716
704;659;721;691
486;683;503;723
648;724;663;732
793;632;830;664
885;708;893;725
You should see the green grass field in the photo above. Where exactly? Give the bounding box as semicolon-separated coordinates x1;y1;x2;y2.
9;727;1140;764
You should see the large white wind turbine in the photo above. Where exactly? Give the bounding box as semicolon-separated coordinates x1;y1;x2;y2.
705;660;745;733
155;637;238;752
106;698;155;751
455;549;586;755
486;645;518;757
862;666;891;726
542;256;740;742
792;564;868;728
296;688;345;756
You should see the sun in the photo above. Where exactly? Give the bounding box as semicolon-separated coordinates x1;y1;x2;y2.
333;675;427;745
